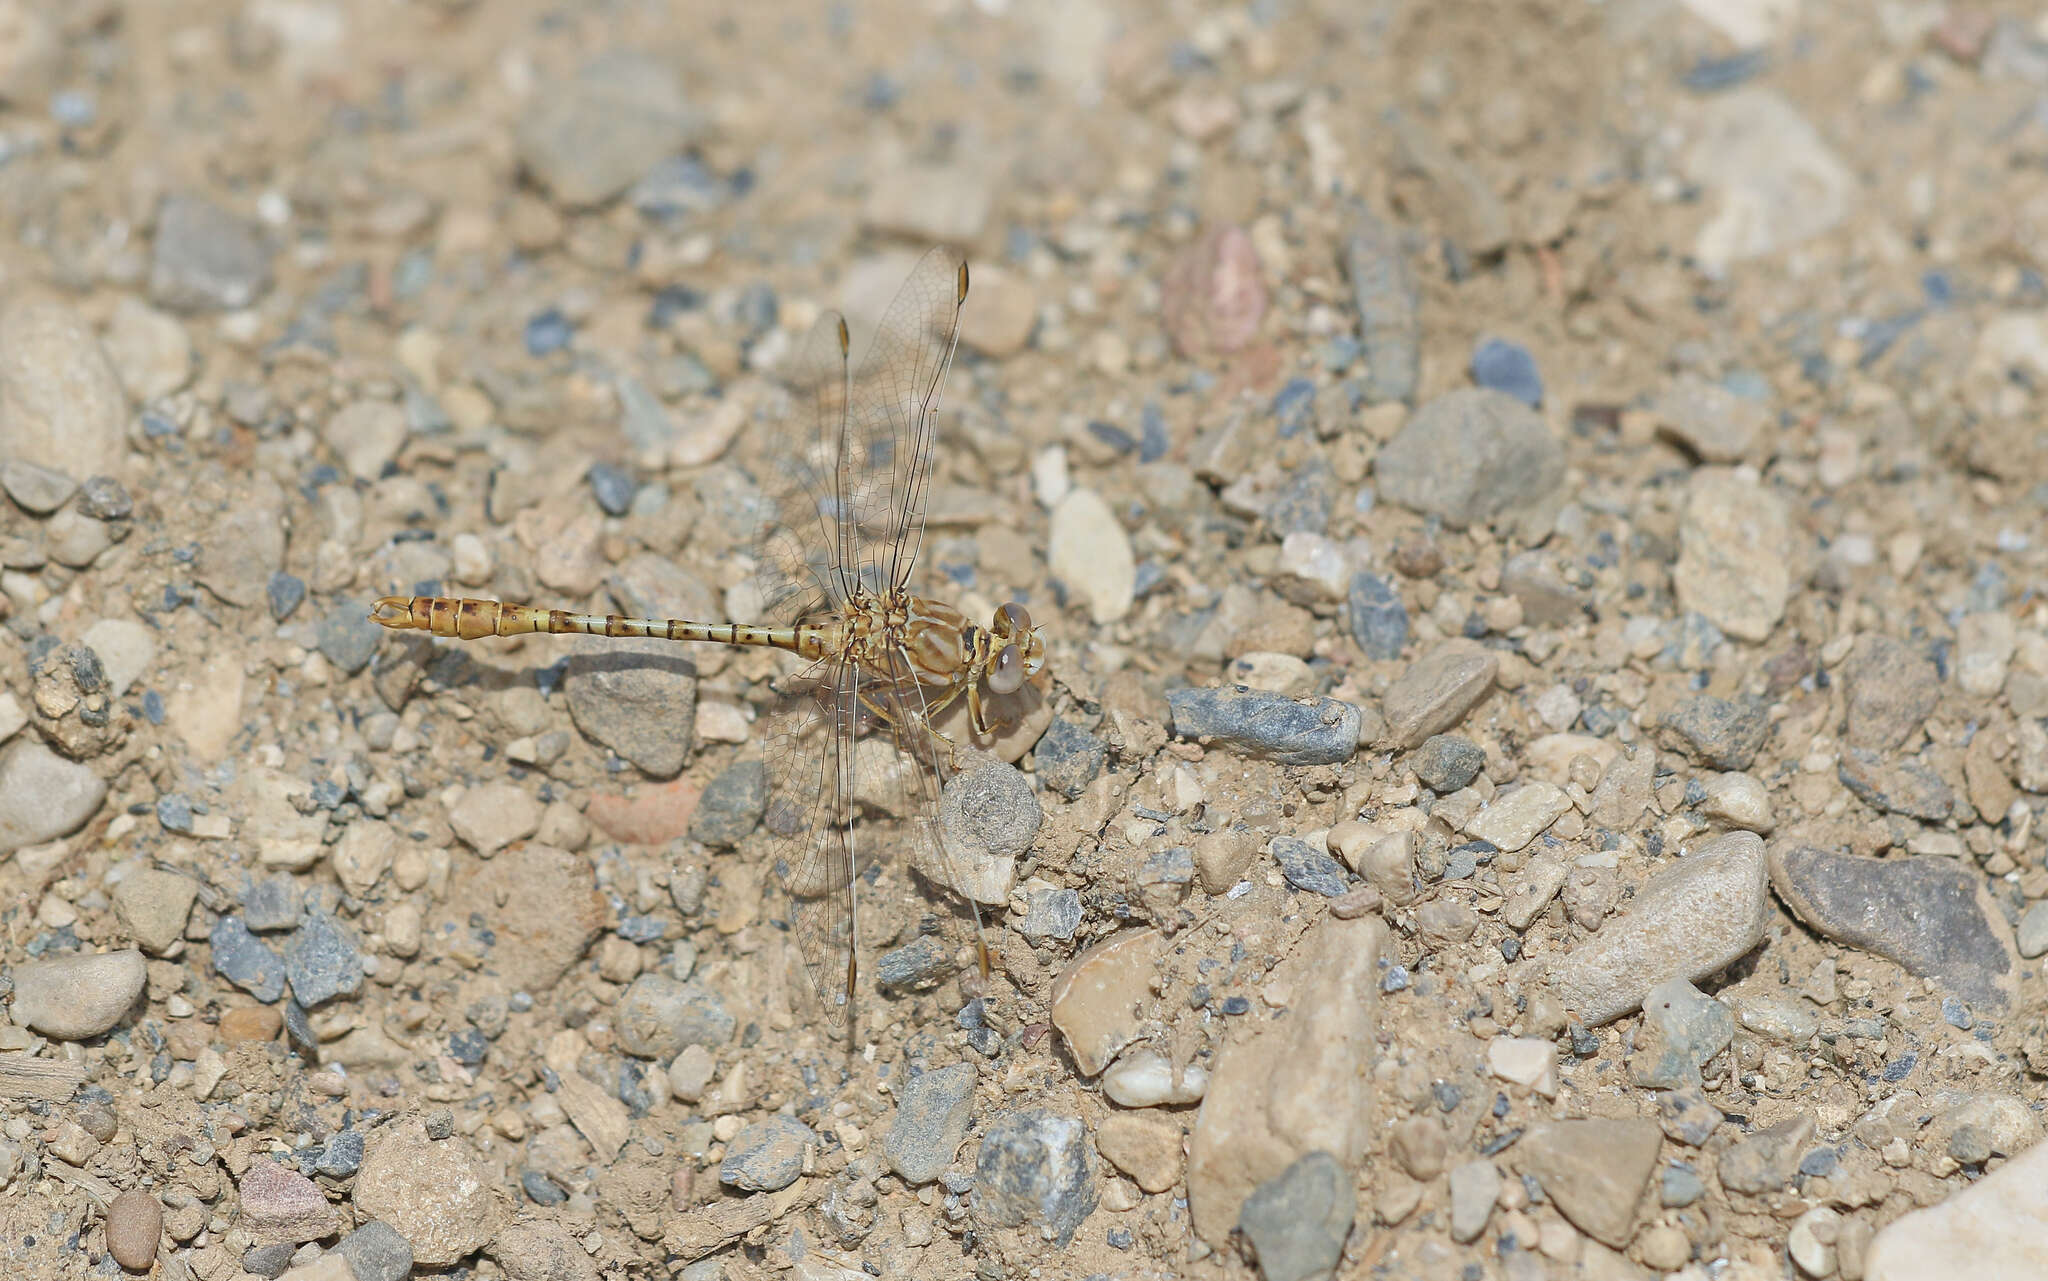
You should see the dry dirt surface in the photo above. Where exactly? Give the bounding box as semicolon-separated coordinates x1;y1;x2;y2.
5;0;2048;1279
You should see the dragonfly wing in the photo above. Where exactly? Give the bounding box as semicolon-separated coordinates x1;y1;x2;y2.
843;245;968;595
754;307;855;625
763;657;859;1026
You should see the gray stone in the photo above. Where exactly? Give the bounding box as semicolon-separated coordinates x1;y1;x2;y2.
9;948;146;1039
1768;844;2018;1015
0;738;107;855
0;296;127;477
689;759;765;848
284;912;365;1007
1341;206;1420;405
317;602;384;677
307;1128;365;1179
0;459;76;513
718;1115;816;1193
1381;643;1498;749
1657;1082;1724;1147
1270;836;1349;897
1500;552;1586;626
1238;1151;1355;1281
1843;635;1940;752
1167;686;1361;765
241;1243;294;1279
1135;846;1195;908
1630;980;1734;1089
1014;886;1083;941
1447;1159;1502;1244
1374;389;1564;529
565;645;696;778
612;975;734;1059
944;762;1042;864
2017;902;2048;959
1033;717;1106;799
587;462;636;516
1731;995;1819;1044
876;936;953;989
336;1220;413;1281
884;1062;977;1184
925;760;1041;905
973;1109;1098;1248
1838;748;1952;821
76;476;132;521
1661;1163;1705;1207
516;51;699;208
241;874;301;932
1658;694;1769;771
1345;571;1409;662
1718;1113;1815;1195
1654;372;1769;463
150;194;273;312
267;572;306;621
1411;734;1485;792
210;916;287;1003
1547;832;1770;1025
79;619;154;699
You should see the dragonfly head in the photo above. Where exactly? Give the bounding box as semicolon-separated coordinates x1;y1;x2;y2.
984;601;1045;695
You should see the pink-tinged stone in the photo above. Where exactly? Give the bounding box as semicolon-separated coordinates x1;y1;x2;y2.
239;1159;341;1244
1160;225;1267;359
586;778;701;845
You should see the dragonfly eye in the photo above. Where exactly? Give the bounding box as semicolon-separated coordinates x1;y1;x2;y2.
996;602;1032;636
988;643;1025;694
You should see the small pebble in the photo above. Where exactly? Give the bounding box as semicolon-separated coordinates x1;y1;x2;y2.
884;1062;977;1185
1469;336;1542;406
10;949;147;1040
718;1115;817;1192
1238;1151;1354;1281
266;572;306;621
105;1189;162;1272
1167;686;1361;766
973;1109;1099;1248
335;1221;413;1281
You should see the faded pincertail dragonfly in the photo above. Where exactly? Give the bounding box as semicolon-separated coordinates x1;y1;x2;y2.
372;247;1047;1025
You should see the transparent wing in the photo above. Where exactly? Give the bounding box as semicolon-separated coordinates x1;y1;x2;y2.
761;655;971;1026
762;656;855;1026
845;246;969;596
753;308;854;626
749;247;967;622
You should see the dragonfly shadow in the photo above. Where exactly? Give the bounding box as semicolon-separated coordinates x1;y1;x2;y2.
377;634;698;700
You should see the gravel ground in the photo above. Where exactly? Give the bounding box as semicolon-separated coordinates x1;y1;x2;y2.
3;1;2048;1279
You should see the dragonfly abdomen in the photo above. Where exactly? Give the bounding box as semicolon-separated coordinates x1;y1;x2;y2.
370;595;819;654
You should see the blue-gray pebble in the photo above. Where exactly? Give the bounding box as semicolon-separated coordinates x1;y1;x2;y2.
1347;571;1409;662
973;1110;1098;1248
1470;337;1542;407
1167;687;1360;766
336;1221;413;1281
284;912;365;1007
719;1115;817;1192
884;1062;977;1185
1269;837;1349;897
211;916;287;1004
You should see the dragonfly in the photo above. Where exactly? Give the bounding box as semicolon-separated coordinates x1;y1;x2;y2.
370;247;1047;1027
